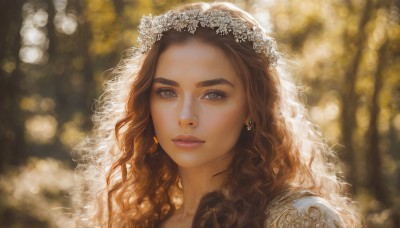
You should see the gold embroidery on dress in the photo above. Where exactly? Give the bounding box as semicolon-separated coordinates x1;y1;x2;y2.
264;191;344;228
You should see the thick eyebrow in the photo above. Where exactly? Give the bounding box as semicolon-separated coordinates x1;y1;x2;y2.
152;77;179;87
196;78;235;88
152;77;235;88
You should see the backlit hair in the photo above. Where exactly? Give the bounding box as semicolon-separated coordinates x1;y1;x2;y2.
73;2;360;227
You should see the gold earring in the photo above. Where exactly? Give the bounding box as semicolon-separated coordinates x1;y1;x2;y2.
153;136;159;144
246;120;252;131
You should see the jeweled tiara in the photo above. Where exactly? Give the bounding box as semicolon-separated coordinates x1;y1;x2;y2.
137;9;278;66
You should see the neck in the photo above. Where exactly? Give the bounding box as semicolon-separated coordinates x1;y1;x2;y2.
177;156;231;217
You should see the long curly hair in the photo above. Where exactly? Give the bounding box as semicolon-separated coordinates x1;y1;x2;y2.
73;2;360;227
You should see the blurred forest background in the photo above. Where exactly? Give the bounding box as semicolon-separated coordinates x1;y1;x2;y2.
0;0;399;227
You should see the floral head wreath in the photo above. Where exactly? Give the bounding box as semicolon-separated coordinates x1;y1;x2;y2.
137;8;279;66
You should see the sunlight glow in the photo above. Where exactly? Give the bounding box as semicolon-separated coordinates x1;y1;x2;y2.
53;0;68;12
0;158;74;227
33;9;48;27
19;46;45;64
54;13;78;35
1;60;16;74
60;113;86;148
393;114;400;132
21;26;46;46
25;115;58;144
20;3;48;65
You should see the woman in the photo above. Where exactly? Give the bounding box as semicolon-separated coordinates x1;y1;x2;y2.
74;2;360;227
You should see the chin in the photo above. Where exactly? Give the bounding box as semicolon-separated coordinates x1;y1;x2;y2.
171;159;204;168
167;155;209;169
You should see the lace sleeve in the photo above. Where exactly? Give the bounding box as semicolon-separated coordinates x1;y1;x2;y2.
265;192;345;228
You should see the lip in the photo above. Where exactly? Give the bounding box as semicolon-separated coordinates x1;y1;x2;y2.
172;134;205;149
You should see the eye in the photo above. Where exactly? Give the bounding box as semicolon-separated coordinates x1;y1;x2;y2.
203;90;227;101
156;88;177;98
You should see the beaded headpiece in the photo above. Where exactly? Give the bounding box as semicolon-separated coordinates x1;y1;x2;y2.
138;9;278;66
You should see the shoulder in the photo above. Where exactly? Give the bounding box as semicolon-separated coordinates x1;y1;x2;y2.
265;191;345;228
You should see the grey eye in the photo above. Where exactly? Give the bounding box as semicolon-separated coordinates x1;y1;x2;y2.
156;89;177;98
203;91;226;100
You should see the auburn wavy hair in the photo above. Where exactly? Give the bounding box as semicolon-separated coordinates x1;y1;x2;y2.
73;2;360;227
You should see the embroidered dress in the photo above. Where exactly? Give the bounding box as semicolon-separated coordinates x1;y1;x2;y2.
265;191;345;228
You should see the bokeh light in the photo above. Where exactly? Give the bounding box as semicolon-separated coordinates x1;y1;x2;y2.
25;115;58;144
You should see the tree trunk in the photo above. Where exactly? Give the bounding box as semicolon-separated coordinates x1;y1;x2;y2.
75;0;95;128
340;0;373;194
0;0;25;172
366;39;388;204
366;0;396;206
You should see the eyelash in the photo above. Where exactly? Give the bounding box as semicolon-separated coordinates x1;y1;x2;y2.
154;88;227;101
155;88;177;98
202;90;227;101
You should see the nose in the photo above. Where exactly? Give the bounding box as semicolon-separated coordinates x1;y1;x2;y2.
178;96;198;128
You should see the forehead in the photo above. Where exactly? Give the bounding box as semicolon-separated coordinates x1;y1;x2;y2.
154;39;241;86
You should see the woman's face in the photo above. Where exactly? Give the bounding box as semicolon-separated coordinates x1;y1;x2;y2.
150;39;247;169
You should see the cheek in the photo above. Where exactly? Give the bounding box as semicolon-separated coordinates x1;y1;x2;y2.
202;102;246;140
150;101;173;137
